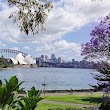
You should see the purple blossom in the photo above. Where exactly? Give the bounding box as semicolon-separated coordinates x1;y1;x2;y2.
103;82;110;94
81;14;110;59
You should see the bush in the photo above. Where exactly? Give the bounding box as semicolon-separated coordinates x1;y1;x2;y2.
0;76;43;110
99;97;110;110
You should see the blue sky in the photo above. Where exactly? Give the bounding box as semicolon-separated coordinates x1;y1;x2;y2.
0;0;110;61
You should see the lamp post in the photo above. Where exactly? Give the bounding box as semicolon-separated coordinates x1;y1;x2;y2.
42;77;46;96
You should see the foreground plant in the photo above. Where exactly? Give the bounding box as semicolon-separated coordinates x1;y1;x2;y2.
0;76;23;109
0;76;43;110
17;86;43;110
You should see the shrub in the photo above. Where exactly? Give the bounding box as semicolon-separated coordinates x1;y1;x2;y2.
0;76;43;110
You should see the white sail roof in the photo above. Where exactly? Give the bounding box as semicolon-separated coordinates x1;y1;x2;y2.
16;53;24;61
17;59;27;65
10;58;18;65
10;53;35;65
24;54;31;64
24;54;35;64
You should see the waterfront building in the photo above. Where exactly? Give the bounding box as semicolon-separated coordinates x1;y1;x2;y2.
45;55;48;61
58;57;61;63
72;58;75;63
10;53;36;66
41;55;44;59
51;54;55;60
37;57;42;66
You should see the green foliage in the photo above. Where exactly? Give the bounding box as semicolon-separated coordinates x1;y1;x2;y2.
90;61;110;109
91;61;110;91
0;57;11;68
99;97;110;110
0;76;43;110
0;76;24;108
17;87;43;110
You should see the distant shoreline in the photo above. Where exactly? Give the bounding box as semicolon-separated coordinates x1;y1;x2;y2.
21;89;99;93
43;89;98;93
1;66;95;70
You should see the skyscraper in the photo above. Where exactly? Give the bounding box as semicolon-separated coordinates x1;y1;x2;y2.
58;57;61;63
45;55;48;60
51;54;55;60
41;55;44;58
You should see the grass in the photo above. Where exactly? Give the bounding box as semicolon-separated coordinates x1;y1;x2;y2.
36;102;89;110
45;93;103;106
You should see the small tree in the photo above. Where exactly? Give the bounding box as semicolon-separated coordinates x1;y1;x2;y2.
91;62;110;91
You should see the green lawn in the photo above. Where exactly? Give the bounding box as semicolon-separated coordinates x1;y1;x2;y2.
45;94;103;105
36;103;88;110
35;93;103;110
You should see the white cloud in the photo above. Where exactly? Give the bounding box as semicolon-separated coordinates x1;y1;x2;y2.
0;0;110;43
36;40;82;60
0;41;6;47
23;46;30;50
0;0;110;60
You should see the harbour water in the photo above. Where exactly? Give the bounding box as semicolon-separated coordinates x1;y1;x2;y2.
0;67;98;90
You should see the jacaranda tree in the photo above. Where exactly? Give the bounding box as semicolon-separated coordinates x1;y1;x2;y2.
82;14;110;109
82;14;110;60
7;0;53;35
82;14;110;89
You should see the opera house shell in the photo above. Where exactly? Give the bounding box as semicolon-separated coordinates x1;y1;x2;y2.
10;53;36;66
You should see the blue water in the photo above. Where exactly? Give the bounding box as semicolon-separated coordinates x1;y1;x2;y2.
0;68;98;90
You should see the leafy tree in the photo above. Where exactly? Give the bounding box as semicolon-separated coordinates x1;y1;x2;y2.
0;57;11;68
91;61;110;91
7;0;53;35
81;14;110;60
81;14;110;90
81;14;110;109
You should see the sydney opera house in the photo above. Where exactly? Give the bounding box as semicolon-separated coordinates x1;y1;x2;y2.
10;53;36;67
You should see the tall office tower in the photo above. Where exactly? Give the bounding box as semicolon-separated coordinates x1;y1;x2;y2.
72;58;75;63
41;55;44;58
51;54;55;60
58;57;61;63
45;55;48;60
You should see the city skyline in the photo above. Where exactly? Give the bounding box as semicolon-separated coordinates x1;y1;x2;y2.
0;0;110;61
37;53;93;63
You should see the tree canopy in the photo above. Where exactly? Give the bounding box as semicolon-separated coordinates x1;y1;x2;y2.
8;0;53;35
81;14;110;60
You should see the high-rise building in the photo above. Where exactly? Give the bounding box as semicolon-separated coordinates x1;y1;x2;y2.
51;54;55;60
58;57;61;63
72;59;75;63
41;55;44;58
45;55;48;60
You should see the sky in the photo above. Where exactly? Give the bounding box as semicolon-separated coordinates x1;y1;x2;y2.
0;0;110;61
